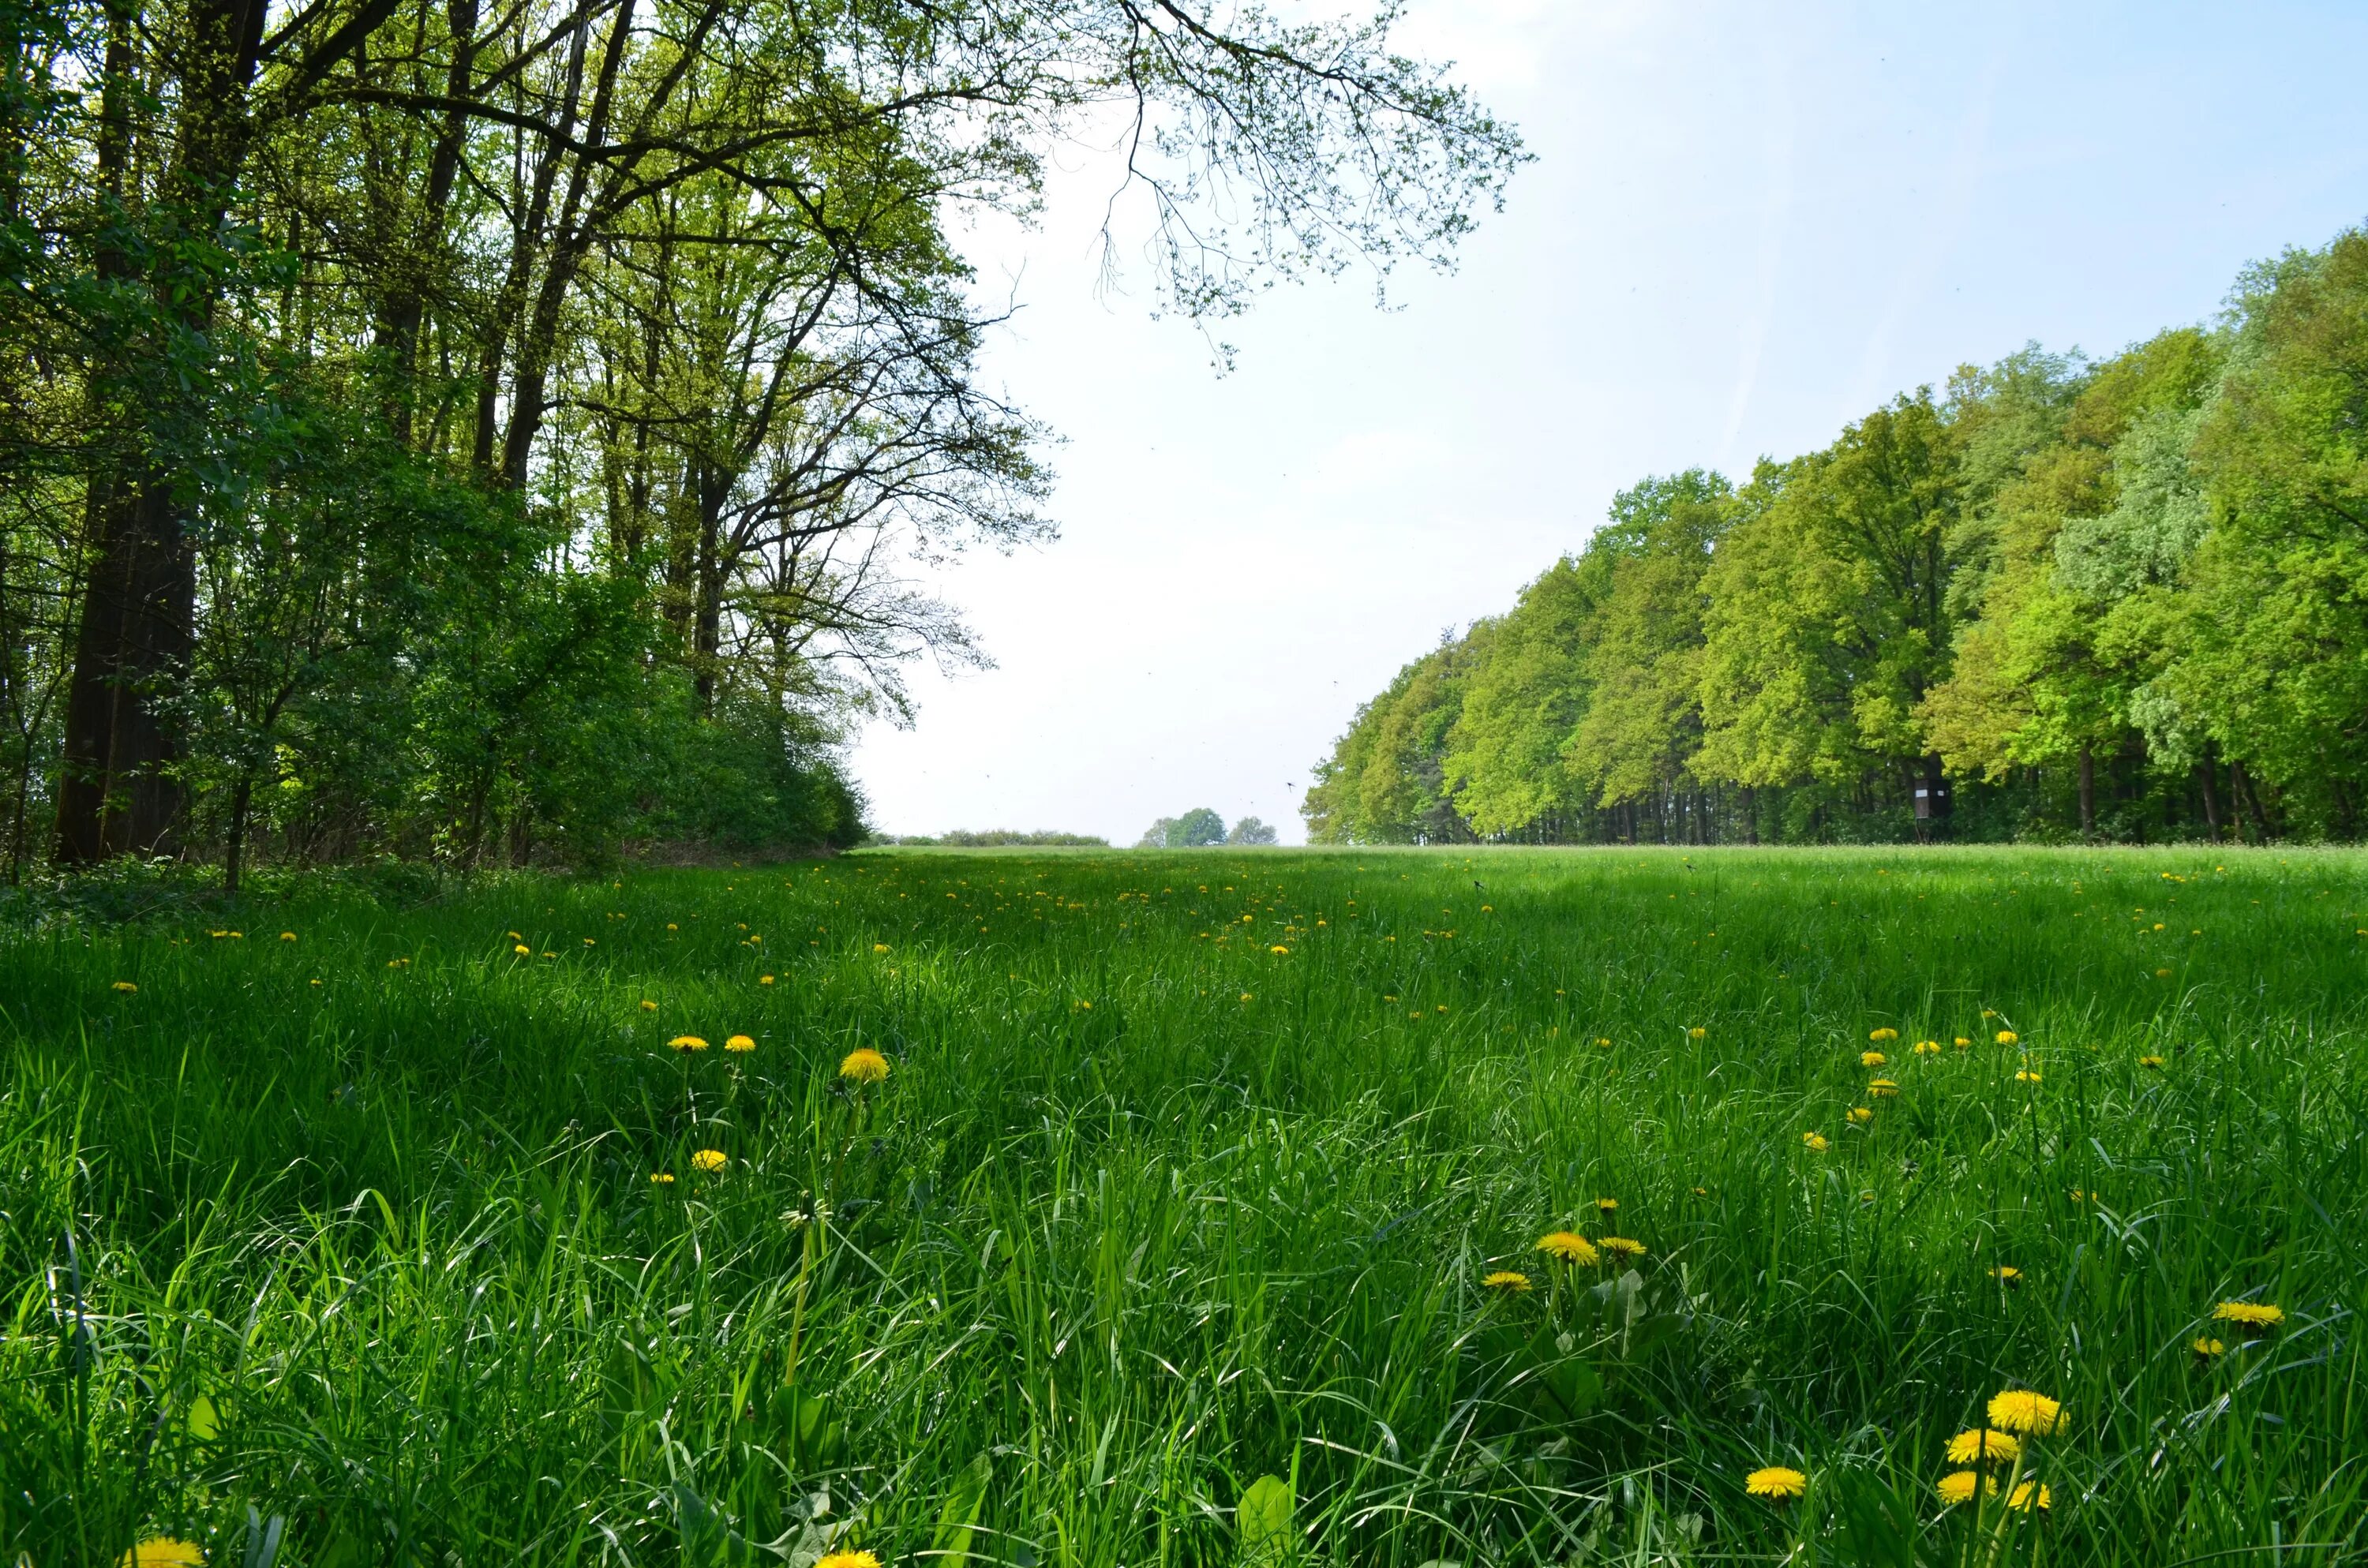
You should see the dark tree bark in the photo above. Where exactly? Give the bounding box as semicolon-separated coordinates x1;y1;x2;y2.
2076;745;2095;837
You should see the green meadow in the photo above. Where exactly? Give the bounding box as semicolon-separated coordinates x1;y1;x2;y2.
7;847;2366;1566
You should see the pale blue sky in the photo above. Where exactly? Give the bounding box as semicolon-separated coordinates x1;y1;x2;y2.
850;0;2368;845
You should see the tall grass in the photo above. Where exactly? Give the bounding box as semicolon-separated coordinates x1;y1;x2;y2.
5;846;2364;1566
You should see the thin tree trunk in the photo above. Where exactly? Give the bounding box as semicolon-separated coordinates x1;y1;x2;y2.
2197;745;2222;840
2231;760;2272;842
2077;746;2095;837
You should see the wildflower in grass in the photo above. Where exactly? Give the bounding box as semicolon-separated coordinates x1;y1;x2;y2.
1246;994;1257;1002
2154;967;2171;978
669;1035;710;1053
120;1539;207;1566
1954;1036;1972;1048
1868;1079;1899;1097
1936;1471;1993;1506
1538;1230;1599;1265
514;944;531;955
2193;1336;2225;1360
760;975;774;985
508;930;523;940
650;1173;675;1185
840;1048;890;1085
2139;1054;2164;1068
639;1001;658;1012
2008;1481;2051;1512
2015;1068;2041;1083
1482;1269;1532;1293
1913;1039;1940;1054
1848;1107;1873;1125
1688;1026;1707;1038
1269;945;1290;955
667;923;678;931
1996;1030;2018;1045
691;1149;727;1172
2213;1301;2284;1332
872;942;891;953
279;932;295;942
1869;1027;1898;1042
1803;1132;1830;1151
815;1552;880;1568
725;1034;755;1053
1075;999;1092;1009
1744;1466;1806;1501
1992;1266;2022;1286
1946;1428;2021;1465
1594;1197;1618;1214
1861;1050;1887;1067
1986;1390;2066;1435
1601;1236;1646;1259
112;981;137;993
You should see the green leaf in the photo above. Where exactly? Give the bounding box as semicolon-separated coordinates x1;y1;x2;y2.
931;1452;994;1566
185;1394;220;1443
1237;1473;1294;1567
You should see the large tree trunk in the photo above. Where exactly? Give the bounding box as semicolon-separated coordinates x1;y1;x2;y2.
55;0;275;863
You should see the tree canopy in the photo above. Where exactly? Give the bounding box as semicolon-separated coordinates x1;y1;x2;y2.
0;0;1522;881
1307;226;2368;845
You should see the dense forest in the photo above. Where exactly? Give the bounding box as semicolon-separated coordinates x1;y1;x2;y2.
1306;228;2368;847
0;0;1519;883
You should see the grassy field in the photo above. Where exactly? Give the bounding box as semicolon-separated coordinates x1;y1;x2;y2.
6;846;2367;1566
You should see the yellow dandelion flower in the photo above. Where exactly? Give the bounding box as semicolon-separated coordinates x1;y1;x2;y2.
2193;1336;2225;1359
1482;1269;1532;1293
2008;1481;2051;1512
112;981;137;993
513;944;531;955
1868;1079;1899;1097
279;932;296;942
871;942;891;953
508;930;523;940
120;1540;208;1566
2154;967;2171;978
2015;1069;2042;1083
1935;1470;1992;1506
1869;1027;1898;1042
669;1035;710;1053
1537;1230;1598;1266
815;1552;880;1568
1596;1036;1613;1047
2139;1054;2164;1068
1594;1196;1618;1213
725;1034;755;1053
1688;1026;1707;1038
1862;1050;1887;1068
1945;1428;2021;1465
1803;1132;1830;1152
1986;1390;2066;1436
1954;1036;1972;1048
1243;993;1255;1002
1600;1236;1647;1259
1744;1466;1806;1501
1996;1030;2018;1045
639;1000;658;1012
1848;1106;1873;1125
2212;1301;2284;1331
1913;1039;1940;1055
691;1149;727;1172
760;974;775;985
1992;1266;2022;1286
650;1172;675;1185
1269;945;1290;955
666;922;678;931
840;1047;890;1084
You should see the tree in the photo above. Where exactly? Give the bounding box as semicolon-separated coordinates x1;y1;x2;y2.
1226;816;1277;846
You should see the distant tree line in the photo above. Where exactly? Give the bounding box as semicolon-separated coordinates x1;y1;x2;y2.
1308;227;2368;846
876;830;1108;848
0;0;1519;884
1138;810;1278;848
